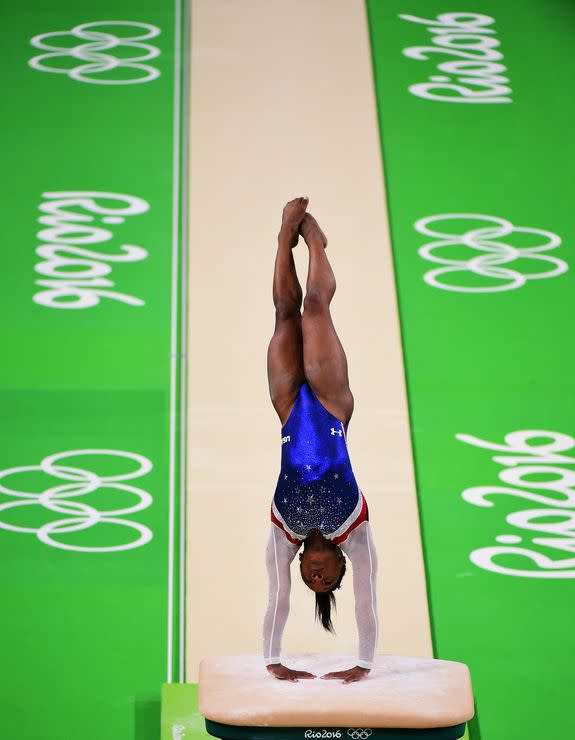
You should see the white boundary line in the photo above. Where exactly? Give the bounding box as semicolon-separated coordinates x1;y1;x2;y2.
167;0;183;684
179;0;190;684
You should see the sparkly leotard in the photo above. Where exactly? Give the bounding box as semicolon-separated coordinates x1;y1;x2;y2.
271;379;368;544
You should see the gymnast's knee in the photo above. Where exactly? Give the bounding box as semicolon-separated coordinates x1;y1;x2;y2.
303;286;335;312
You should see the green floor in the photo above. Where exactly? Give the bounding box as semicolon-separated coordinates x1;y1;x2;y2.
366;2;575;738
0;2;187;738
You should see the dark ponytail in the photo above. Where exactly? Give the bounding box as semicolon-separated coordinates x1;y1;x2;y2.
315;557;347;633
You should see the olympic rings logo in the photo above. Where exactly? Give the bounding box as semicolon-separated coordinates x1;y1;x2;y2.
347;730;372;739
0;450;153;552
416;214;566;292
28;21;161;85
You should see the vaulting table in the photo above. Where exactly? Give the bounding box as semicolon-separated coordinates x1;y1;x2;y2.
199;653;475;740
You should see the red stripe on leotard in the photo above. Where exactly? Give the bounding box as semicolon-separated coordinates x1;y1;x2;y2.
331;492;368;545
270;507;302;545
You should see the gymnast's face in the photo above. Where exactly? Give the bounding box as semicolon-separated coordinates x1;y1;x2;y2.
299;540;344;593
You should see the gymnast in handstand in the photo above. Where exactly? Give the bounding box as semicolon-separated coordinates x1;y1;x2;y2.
264;197;378;685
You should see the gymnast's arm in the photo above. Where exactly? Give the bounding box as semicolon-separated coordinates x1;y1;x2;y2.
323;521;379;683
263;524;316;682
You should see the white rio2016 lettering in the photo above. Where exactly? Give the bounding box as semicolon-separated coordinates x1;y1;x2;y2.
399;12;512;103
456;430;575;577
304;732;342;739
34;191;150;309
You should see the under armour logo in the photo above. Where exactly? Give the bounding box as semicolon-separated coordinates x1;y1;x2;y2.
331;427;342;437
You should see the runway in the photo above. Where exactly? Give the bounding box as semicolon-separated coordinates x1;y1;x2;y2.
186;0;429;682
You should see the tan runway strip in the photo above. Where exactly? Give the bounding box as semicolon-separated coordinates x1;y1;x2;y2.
187;0;432;682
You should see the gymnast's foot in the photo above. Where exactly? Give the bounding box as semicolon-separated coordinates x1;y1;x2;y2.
280;196;309;249
300;212;328;249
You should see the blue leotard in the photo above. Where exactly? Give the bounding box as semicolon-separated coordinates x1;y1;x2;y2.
271;379;367;544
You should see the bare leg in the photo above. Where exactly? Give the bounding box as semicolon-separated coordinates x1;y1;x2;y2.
300;213;354;425
267;198;308;425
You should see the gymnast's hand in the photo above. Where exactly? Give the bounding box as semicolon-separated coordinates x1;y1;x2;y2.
321;666;370;684
267;663;316;682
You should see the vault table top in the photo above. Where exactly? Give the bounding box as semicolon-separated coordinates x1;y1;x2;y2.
198;653;474;729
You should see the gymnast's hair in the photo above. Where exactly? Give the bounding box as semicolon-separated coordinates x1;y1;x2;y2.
315;555;347;633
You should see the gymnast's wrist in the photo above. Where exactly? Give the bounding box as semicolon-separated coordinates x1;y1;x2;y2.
266;663;283;676
356;660;372;670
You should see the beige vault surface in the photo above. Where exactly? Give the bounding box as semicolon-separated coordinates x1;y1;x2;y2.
199;654;474;729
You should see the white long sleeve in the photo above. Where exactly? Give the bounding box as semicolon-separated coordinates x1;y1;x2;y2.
339;521;379;669
263;524;299;664
263;521;379;669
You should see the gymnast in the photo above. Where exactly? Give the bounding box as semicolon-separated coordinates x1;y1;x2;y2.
264;197;378;685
